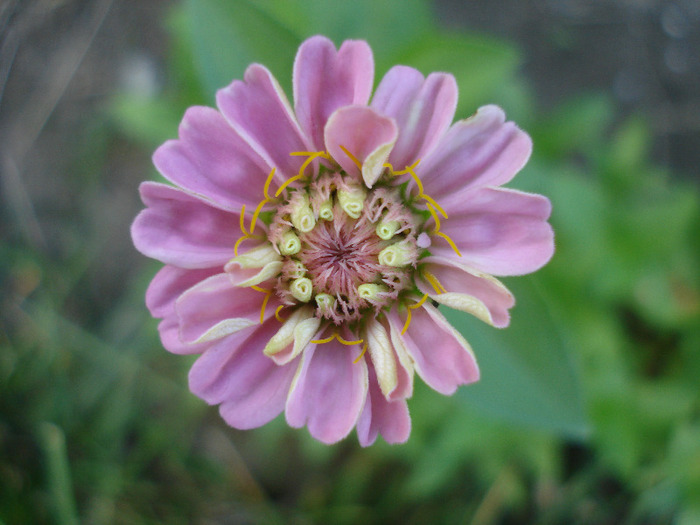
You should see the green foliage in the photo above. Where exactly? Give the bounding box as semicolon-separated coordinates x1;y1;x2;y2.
3;0;700;524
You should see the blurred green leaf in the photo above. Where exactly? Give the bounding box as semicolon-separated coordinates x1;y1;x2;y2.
184;0;301;99
110;94;182;146
259;0;432;69
444;277;588;439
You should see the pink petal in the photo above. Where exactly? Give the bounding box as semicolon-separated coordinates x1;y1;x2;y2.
153;106;273;209
157;316;211;355
294;36;374;151
388;305;479;395
419;256;515;327
356;360;411;447
324;106;398;187
189;317;298;429
285;335;368;444
216;64;310;179
131;182;239;269
416;105;532;201
434;187;554;275
372;66;457;170
176;273;279;344
145;265;219;318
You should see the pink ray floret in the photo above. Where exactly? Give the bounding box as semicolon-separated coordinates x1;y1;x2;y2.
131;35;554;446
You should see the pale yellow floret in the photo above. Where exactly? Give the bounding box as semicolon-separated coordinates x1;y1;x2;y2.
375;220;400;240
290;195;316;233
337;186;367;219
315;293;334;310
318;200;334;221
378;241;413;267
357;283;389;301
279;231;301;255
290;277;313;302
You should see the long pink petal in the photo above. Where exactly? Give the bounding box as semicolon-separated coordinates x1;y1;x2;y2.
416;105;532;201
285;335;368;444
356;360;411;447
419;256;515;328
189;318;298;429
372;66;457;170
324;106;398;187
434;187;554;275
131;182;239;269
216;64;310;179
157;316;211;355
388;305;479;395
176;273;279;344
153;106;273;209
294;35;374;151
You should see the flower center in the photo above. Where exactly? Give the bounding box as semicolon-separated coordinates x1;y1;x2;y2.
270;172;419;324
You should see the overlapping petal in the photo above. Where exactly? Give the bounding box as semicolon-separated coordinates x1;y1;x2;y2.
356;361;411;447
189;317;298;429
432;187;554;275
131;182;240;269
418;255;514;327
217;64;310;179
175;273;279;344
416;105;532;202
324;105;398;187
153;106;273;210
285;335;369;444
294;35;374;151
388;304;479;395
372;66;457;170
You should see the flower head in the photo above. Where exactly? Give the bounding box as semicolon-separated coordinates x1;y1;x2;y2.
131;36;554;445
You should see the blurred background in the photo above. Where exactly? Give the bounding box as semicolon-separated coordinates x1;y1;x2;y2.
1;0;699;523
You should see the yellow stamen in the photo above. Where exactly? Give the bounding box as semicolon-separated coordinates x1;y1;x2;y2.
233;236;247;257
249;198;269;234
275;173;304;197
401;294;429;335
251;286;272;324
339;145;362;171
262;167;276;200
435;231;463;257
239;204;248;236
311;332;364;346
426;202;441;232
422;193;448;218
274;305;286;322
353;342;368;364
423;270;447;295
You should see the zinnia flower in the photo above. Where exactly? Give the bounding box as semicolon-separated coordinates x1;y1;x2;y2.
131;35;554;445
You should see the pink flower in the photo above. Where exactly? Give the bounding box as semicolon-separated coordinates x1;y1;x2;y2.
131;35;554;446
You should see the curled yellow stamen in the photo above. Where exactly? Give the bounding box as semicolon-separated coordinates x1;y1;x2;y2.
311;332;364;346
233;236;248;257
385;160;448;219
353;342;368;364
239;204;248;236
275;151;331;197
274;305;287;322
249;198;269;234
423;270;447;295
275;173;304;197
251;286;272;324
339;145;362;171
435;231;463;257
401;294;429;335
262;167;276;200
426;203;462;258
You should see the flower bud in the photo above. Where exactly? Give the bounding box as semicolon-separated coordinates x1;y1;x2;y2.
279;231;301;255
375;220;399;240
338;185;367;219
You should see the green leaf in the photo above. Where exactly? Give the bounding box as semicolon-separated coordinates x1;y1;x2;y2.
259;0;432;61
444;277;589;439
184;0;301;99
